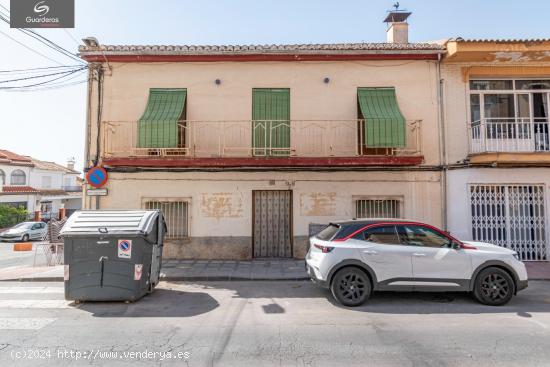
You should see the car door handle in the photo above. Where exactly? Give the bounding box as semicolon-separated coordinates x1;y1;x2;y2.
413;253;426;257
363;250;378;255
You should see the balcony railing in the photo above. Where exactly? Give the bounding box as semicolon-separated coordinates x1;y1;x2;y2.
102;119;421;158
62;186;82;192
469;118;550;154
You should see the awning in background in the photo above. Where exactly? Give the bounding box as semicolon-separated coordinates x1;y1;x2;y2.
138;89;187;148
358;87;406;147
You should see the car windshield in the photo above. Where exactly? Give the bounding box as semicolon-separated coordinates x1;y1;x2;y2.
12;223;33;229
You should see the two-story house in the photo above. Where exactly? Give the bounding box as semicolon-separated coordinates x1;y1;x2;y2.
79;11;446;260
442;39;550;261
0;149;82;219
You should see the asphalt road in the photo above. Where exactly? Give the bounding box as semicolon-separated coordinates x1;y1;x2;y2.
0;280;549;367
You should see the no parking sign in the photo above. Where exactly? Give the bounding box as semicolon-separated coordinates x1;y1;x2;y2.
86;166;108;188
118;239;132;259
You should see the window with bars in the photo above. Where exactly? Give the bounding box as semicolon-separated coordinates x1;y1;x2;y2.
144;200;188;239
355;198;402;219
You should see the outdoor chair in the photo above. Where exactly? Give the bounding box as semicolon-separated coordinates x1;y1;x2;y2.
32;217;67;267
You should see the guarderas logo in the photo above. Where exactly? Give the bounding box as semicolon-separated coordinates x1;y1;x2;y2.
33;1;50;16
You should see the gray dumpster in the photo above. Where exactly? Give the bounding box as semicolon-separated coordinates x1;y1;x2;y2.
60;210;166;302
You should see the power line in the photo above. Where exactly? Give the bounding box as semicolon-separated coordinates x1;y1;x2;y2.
0;64;83;74
0;29;66;65
0;68;86;89
4;76;88;92
0;12;85;65
0;67;86;84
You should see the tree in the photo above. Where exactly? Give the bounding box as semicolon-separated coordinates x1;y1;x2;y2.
0;205;28;229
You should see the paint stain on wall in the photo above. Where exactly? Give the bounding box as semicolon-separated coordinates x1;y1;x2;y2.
300;192;336;216
201;193;243;219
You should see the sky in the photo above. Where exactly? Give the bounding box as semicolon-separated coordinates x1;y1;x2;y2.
1;0;550;174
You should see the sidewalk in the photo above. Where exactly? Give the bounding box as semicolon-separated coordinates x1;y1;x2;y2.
1;259;549;282
0;259;309;282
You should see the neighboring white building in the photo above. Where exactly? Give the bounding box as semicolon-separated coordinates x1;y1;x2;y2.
442;39;550;262
0;149;82;219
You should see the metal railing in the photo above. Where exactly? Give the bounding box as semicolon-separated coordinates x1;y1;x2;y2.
469;118;550;154
102;119;422;158
62;186;82;192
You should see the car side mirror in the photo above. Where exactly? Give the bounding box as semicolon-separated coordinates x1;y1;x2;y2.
450;241;461;250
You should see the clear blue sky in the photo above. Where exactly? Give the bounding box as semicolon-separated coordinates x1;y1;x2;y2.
1;0;550;172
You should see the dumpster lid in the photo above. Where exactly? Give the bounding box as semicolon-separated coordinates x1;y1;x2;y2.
60;210;161;235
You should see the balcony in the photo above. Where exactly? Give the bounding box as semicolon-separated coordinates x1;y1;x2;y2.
61;186;82;192
468;118;550;165
101;119;422;168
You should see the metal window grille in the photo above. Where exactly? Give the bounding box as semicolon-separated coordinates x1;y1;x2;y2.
355;199;402;219
470;185;547;261
144;201;188;239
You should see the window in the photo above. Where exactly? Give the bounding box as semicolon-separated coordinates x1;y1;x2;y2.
10;170;26;185
316;224;340;241
469;80;513;90
357;225;400;245
396;225;452;248
355;198;401;219
144;200;188;239
0;169;4;185
252;88;290;156
41;176;52;189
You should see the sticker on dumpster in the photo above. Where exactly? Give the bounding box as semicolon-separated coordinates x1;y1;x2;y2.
134;264;143;280
118;240;132;259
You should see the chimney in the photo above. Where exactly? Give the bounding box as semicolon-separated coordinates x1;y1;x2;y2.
67;157;75;170
384;4;412;43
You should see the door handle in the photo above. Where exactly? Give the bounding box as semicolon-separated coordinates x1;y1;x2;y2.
413;253;426;257
363;250;378;255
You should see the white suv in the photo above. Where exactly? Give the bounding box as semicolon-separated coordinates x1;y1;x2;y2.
306;219;528;307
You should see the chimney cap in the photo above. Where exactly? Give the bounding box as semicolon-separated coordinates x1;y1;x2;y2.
384;11;412;23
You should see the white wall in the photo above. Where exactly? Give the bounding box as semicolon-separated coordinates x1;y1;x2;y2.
0;164;31;186
447;167;550;251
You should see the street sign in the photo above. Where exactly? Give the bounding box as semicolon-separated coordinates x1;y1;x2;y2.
86;166;108;188
86;188;108;196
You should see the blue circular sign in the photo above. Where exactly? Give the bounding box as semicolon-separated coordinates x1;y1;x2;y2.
86;166;108;188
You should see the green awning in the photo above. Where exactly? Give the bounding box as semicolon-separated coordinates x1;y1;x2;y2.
358;87;406;148
138;89;187;148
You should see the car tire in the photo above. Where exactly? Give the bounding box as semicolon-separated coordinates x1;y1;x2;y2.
21;234;29;242
473;267;515;306
330;267;372;307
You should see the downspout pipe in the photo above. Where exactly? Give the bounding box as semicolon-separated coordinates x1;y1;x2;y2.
436;53;448;229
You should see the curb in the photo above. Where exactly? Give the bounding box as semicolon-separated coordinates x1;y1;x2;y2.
0;276;311;282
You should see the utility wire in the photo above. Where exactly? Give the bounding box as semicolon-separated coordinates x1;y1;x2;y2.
0;64;84;74
0;67;86;84
0;11;84;65
0;67;85;89
0;29;65;65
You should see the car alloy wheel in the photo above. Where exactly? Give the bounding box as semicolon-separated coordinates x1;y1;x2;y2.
474;267;514;306
331;267;371;307
21;234;29;242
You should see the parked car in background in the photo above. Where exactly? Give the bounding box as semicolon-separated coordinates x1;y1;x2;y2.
0;221;47;242
306;219;528;307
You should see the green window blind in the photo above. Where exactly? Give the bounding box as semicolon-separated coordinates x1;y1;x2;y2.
357;87;406;148
252;88;290;156
138;89;187;148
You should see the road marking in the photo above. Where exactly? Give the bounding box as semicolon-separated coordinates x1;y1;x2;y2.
0;286;63;294
0;317;56;330
0;300;73;308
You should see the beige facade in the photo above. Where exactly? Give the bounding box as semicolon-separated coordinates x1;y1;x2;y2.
80;42;446;259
